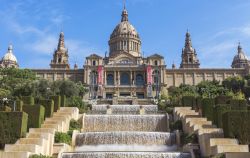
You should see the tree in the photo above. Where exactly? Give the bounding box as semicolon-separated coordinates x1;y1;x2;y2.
222;76;245;93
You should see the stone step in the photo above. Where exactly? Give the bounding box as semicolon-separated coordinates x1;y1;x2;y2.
4;144;42;155
42;124;61;131
29;128;55;135
0;151;31;158
211;145;249;156
210;138;239;146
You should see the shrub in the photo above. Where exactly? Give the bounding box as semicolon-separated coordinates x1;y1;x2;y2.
60;95;66;107
16;100;23;111
182;96;196;107
38;99;54;118
181;132;198;145
50;96;61;112
29;154;52;158
222;111;250;144
21;96;34;105
23;105;45;128
170;120;182;131
214;104;231;128
215;96;232;105
0;112;28;149
201;98;215;122
230;99;247;110
69;119;81;131
67;96;86;114
0;106;12;112
54;132;71;145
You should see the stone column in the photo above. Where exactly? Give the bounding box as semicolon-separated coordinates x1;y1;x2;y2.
130;71;133;85
118;71;120;85
114;71;117;85
104;70;107;85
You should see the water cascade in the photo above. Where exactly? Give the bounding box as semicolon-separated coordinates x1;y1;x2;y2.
61;102;191;158
91;104;158;114
83;114;169;132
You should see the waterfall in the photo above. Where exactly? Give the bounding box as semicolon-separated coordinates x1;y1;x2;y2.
91;105;158;114
83;114;169;132
62;152;191;158
75;132;175;146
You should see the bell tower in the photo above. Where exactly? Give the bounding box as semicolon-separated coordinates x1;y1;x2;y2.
180;31;200;68
50;32;70;69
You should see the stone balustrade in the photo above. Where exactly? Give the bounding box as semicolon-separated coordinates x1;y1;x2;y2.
174;107;249;157
0;107;79;158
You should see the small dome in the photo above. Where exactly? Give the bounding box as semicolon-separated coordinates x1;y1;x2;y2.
233;44;248;61
2;45;18;63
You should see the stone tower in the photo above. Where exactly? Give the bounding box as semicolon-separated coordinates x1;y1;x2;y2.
180;31;200;68
232;43;250;68
108;7;142;57
50;32;70;69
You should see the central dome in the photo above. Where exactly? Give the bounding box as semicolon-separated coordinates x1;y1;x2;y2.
109;8;141;57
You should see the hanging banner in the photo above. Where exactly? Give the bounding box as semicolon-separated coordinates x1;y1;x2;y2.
146;65;152;84
97;66;103;85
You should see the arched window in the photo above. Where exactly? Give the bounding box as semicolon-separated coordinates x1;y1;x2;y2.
136;74;144;85
154;60;158;66
120;72;130;85
107;74;114;85
58;57;62;63
92;60;96;66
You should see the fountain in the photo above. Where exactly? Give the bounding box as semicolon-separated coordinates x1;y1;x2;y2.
82;114;169;132
61;102;191;158
91;104;158;114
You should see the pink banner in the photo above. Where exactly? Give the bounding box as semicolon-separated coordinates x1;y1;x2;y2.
147;65;152;84
97;66;103;85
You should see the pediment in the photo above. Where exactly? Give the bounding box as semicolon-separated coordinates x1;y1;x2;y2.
86;53;103;59
108;52;137;65
148;53;164;59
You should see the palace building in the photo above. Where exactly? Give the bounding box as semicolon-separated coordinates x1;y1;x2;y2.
1;7;250;99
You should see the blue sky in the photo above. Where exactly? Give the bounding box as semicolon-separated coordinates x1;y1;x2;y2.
0;0;250;68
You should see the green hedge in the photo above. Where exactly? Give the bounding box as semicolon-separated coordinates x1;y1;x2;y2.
214;104;231;128
16;100;23;111
0;112;28;149
23;105;45;128
60;95;66;107
230;99;247;110
222;111;250;144
38;99;54;118
21;96;35;105
182;96;196;107
201;98;215;122
50;96;61;112
215;96;232;105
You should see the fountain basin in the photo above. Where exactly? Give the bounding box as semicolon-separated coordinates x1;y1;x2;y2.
75;131;175;146
62;151;191;158
83;114;169;132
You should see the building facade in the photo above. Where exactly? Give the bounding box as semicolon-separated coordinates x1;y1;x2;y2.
1;7;250;99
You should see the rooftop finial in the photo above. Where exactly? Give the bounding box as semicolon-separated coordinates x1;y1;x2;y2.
238;42;242;53
121;0;128;22
58;31;65;50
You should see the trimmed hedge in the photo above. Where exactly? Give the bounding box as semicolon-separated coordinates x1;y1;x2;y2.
50;96;61;112
213;104;231;128
230;99;247;110
21;96;35;105
201;98;215;122
0;112;28;149
38;99;54;118
215;96;232;105
16;100;23;111
61;95;66;107
182;96;196;107
23;105;45;128
222;111;250;144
